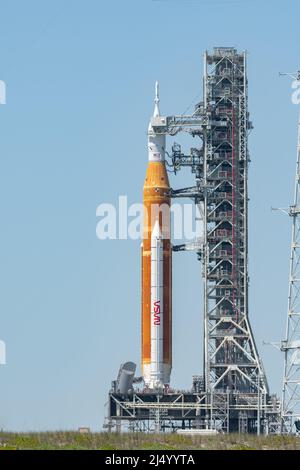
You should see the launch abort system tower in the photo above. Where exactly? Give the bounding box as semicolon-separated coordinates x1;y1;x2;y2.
105;48;281;434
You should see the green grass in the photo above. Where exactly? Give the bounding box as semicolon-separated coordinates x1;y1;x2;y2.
0;432;299;450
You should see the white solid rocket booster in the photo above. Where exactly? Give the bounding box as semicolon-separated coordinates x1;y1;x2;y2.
150;220;164;388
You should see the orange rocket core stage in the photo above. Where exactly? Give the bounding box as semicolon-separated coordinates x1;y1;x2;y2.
141;160;172;386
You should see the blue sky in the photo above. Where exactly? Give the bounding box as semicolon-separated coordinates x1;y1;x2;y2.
0;0;299;431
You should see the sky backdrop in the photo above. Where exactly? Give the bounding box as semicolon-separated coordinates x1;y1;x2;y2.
0;0;299;431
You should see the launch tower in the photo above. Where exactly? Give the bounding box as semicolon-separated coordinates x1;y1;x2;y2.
202;48;268;410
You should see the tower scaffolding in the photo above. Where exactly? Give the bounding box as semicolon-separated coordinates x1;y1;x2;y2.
202;48;269;432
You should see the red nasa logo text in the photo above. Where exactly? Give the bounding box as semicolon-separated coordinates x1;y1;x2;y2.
153;301;161;325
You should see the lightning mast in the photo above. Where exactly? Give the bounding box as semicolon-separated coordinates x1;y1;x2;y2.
281;72;300;431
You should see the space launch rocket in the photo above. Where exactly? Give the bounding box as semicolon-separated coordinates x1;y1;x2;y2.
141;82;172;390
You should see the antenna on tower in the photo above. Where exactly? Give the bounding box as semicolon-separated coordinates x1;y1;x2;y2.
279;71;300;81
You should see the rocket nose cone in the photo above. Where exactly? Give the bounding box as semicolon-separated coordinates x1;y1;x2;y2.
153;81;160;118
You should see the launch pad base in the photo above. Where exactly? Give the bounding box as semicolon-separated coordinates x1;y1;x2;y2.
105;390;282;434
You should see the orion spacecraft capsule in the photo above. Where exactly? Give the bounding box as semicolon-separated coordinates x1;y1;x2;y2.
141;82;172;390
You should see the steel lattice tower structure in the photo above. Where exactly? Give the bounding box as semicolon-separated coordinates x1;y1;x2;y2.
282;113;300;431
202;49;269;402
